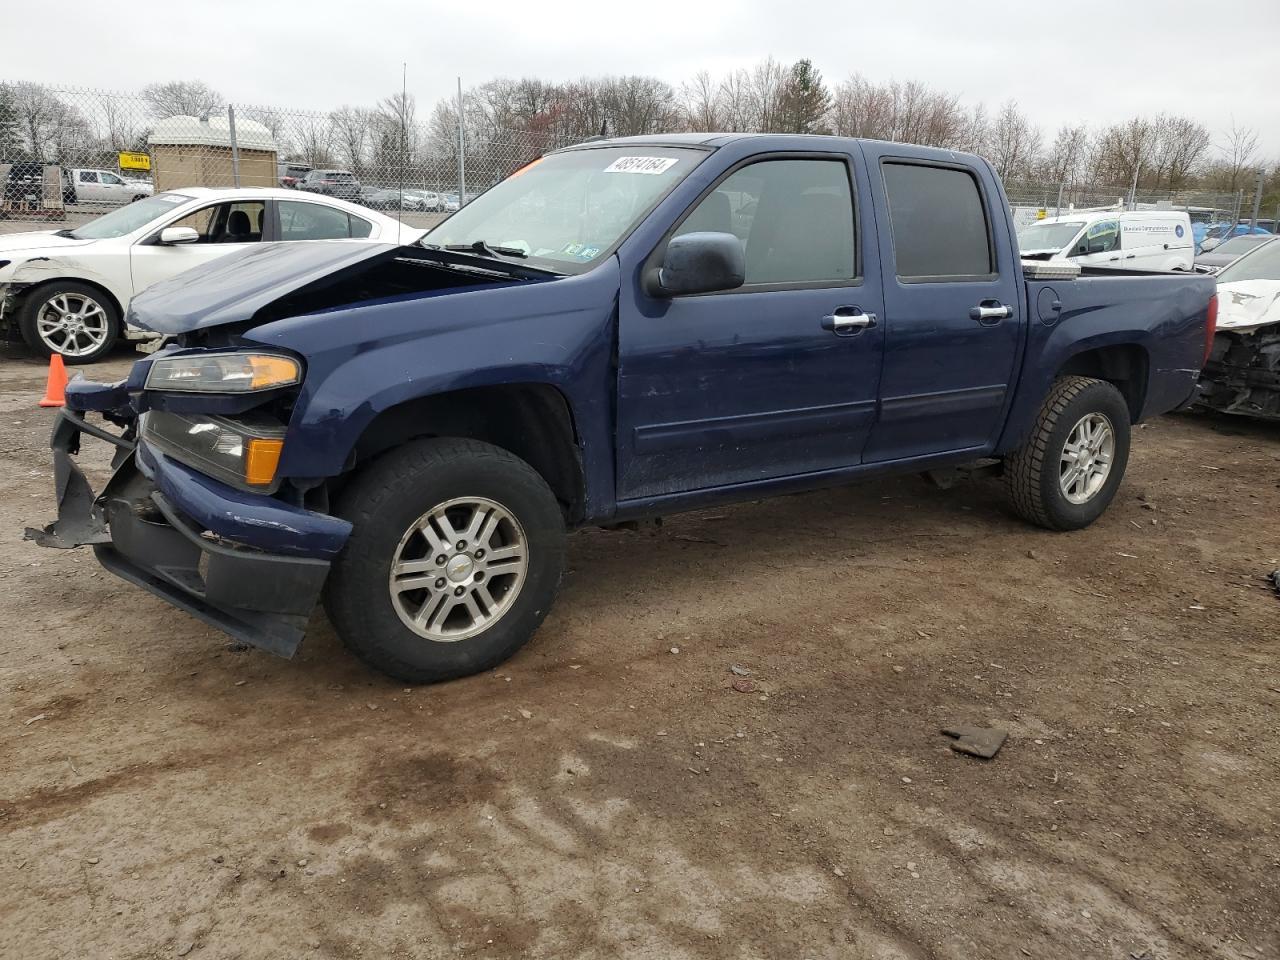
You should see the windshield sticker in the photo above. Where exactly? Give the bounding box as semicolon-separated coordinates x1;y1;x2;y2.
604;156;679;175
156;195;187;203
579;245;601;259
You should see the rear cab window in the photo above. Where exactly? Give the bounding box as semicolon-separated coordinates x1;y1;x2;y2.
881;161;993;280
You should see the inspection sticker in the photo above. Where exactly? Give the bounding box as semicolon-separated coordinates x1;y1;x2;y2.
604;156;679;175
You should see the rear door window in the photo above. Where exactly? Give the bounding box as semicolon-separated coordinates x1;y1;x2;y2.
881;162;993;280
279;200;367;240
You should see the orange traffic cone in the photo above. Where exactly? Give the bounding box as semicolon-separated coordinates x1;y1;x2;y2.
38;355;68;408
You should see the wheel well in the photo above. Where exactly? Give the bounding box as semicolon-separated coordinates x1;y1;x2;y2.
349;383;586;522
1056;345;1148;421
13;276;124;322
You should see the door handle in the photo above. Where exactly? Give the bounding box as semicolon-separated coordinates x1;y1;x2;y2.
1124;254;1136;259
821;306;876;336
969;302;1012;325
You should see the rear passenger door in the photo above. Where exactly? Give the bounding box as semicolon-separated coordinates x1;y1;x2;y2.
858;146;1024;463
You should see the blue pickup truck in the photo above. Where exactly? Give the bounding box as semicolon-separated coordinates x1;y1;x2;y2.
31;134;1217;683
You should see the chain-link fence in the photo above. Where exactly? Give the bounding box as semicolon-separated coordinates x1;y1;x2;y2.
1002;179;1275;231
2;79;1277;238
0;81;540;230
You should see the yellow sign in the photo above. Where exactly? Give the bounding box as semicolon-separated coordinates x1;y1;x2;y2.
1036;208;1047;220
118;151;151;171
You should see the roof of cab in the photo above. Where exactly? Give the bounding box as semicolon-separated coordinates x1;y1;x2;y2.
557;132;988;165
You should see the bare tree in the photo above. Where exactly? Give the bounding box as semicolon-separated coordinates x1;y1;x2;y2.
986;100;1041;181
8;82;93;162
680;70;721;131
1042;123;1089;187
1217;120;1261;194
329;106;371;171
141;80;224;119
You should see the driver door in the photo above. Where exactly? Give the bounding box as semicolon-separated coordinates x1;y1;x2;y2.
130;200;267;295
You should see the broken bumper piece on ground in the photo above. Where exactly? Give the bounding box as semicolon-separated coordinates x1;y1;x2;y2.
25;404;351;658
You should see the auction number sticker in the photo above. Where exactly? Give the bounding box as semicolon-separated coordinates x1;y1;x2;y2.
604;156;679;175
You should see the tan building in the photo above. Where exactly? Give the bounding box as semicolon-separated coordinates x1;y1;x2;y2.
147;115;278;191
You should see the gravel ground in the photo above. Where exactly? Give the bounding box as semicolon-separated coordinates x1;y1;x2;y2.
0;345;1277;960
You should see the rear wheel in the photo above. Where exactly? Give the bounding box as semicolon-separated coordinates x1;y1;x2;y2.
18;280;120;363
324;438;566;683
1004;376;1131;531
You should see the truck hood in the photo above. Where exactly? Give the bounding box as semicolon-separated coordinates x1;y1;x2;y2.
1216;280;1280;333
128;240;401;334
0;230;98;257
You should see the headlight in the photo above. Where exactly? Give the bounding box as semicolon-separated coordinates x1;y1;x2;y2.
145;352;301;394
143;410;286;490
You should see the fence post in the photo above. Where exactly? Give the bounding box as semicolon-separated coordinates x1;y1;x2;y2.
1055;182;1064;218
456;77;466;207
228;105;241;188
1249;168;1264;230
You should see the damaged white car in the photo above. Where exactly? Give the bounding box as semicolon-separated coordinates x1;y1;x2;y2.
0;188;411;362
1199;240;1280;420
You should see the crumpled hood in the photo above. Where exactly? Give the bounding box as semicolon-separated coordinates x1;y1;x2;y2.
0;230;97;259
127;239;401;334
1216;280;1280;333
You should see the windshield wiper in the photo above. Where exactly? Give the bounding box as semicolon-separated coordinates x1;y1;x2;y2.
53;228;77;239
443;240;528;259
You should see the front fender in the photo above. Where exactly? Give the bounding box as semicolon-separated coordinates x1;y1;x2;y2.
244;259;621;509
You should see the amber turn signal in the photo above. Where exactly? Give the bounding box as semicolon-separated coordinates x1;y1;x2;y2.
244;438;284;486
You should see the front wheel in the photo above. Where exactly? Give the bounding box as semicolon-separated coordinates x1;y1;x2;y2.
324;438;566;683
18;281;120;362
1003;376;1131;531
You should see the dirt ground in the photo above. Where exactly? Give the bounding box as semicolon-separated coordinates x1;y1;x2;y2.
0;345;1277;960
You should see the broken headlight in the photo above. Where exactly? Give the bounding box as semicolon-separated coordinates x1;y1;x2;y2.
143;410;286;491
145;352;301;394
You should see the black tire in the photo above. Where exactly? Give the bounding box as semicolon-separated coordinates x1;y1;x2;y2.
18;280;121;363
1004;376;1131;531
324;438;566;684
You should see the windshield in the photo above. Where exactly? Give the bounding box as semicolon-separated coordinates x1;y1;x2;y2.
1017;220;1085;253
69;193;193;240
1216;239;1280;284
425;146;706;273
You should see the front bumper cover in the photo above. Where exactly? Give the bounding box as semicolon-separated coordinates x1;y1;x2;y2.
26;408;341;657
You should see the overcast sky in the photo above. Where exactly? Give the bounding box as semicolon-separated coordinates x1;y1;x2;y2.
9;0;1280;154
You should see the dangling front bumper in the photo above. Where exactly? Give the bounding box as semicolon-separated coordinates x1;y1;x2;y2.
26;404;351;658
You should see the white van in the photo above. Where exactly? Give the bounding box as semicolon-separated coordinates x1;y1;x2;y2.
1017;210;1193;272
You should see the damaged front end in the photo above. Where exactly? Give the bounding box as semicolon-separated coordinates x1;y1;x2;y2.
25;364;351;658
1199;329;1280;420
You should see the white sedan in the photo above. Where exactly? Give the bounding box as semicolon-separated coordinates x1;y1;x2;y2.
0;187;415;362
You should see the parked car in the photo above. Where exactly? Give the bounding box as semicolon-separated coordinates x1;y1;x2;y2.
277;161;313;189
1198;221;1273;253
405;189;443;212
441;192;461;212
1194;234;1277;273
298;169;361;200
1017;210;1194;271
1197;238;1280;420
34;134;1215;684
0;187;410;361
3;161;49;206
64;168;153;205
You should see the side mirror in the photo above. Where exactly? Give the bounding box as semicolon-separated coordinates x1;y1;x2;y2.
159;226;199;245
647;232;745;297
